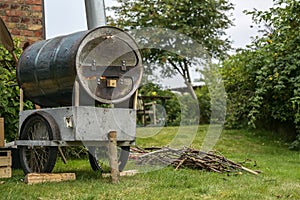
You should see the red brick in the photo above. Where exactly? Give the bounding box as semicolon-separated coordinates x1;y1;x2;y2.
21;17;31;23
31;5;42;11
25;0;42;5
1;0;24;3
11;29;20;35
1;15;8;21
11;4;21;9
1;0;44;46
0;3;9;9
12;0;25;3
34;30;42;37
6;10;24;17
10;16;20;23
21;30;34;37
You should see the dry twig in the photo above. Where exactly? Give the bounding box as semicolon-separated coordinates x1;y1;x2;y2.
132;147;260;175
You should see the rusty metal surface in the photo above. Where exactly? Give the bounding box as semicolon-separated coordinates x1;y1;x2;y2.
17;26;143;107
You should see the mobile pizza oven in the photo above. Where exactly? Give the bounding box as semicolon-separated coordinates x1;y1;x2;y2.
17;26;142;107
15;26;143;174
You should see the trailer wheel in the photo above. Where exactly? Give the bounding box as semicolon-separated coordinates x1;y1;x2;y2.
19;112;59;174
88;146;130;172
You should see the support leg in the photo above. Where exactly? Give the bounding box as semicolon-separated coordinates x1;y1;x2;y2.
108;131;119;183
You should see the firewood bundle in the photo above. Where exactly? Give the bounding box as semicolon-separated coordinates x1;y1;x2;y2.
133;147;260;175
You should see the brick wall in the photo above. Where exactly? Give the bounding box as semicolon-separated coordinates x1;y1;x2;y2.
0;0;44;45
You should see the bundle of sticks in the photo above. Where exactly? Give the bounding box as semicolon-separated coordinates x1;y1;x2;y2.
132;147;260;175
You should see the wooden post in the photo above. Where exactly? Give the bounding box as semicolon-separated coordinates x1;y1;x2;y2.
108;131;119;183
58;146;68;164
153;101;157;125
19;88;24;111
74;80;80;106
133;91;138;110
0;118;4;147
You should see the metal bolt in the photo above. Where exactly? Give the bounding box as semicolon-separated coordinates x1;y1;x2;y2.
120;78;124;85
92;60;96;71
121;60;127;71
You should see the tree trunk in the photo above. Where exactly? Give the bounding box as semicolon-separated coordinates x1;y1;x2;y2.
185;81;197;100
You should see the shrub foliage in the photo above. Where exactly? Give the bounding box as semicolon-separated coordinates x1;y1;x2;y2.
221;0;300;149
0;41;33;142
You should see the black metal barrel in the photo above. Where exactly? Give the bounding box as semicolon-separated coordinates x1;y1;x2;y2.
17;26;143;107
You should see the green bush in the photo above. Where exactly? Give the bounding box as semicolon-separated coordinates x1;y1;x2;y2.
221;0;300;149
0;40;33;142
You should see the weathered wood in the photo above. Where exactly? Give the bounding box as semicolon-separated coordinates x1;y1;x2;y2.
0;157;11;167
0;167;11;178
240;166;259;175
58;146;68;164
0;150;12;178
74;80;80;106
19;89;24;111
24;173;76;184
175;158;186;170
0;150;11;167
102;170;138;178
108;131;119;184
135;147;261;175
0;118;4;147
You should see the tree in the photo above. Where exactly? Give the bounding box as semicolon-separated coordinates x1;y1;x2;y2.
110;0;233;99
221;0;300;149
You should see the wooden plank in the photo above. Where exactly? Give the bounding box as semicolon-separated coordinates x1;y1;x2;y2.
0;150;11;157
102;170;138;178
0;118;4;147
24;173;76;184
0;150;11;167
0;157;11;167
0;167;11;178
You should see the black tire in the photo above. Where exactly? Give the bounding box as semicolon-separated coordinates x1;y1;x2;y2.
88;146;130;172
19;112;59;175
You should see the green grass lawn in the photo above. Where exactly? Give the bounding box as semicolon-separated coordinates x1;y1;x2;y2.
1;126;299;200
